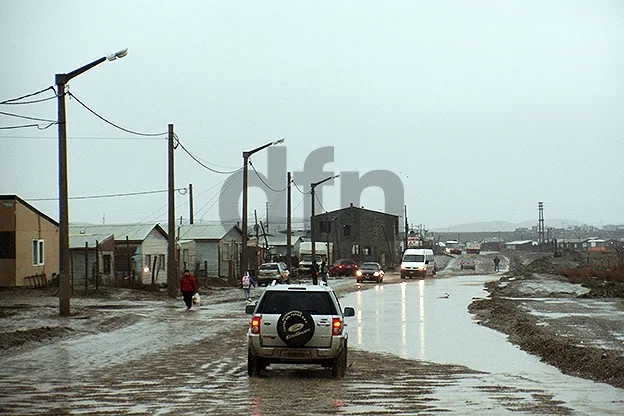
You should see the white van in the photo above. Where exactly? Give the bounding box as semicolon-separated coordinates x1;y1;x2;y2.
400;248;436;278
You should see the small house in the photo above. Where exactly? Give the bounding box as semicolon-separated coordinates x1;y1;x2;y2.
0;195;59;287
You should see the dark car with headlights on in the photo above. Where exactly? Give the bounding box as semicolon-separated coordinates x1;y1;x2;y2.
356;262;384;283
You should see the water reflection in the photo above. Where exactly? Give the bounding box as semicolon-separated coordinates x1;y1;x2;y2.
419;279;425;357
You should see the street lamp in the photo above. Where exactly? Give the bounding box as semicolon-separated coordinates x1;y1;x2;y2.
310;174;340;284
241;138;284;276
56;48;128;316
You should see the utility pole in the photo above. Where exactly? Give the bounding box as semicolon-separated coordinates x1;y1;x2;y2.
286;172;292;273
538;201;545;245
404;205;408;251
254;210;259;271
265;201;269;234
167;124;177;297
189;183;194;225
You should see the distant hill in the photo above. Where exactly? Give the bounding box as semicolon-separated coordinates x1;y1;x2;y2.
431;219;585;233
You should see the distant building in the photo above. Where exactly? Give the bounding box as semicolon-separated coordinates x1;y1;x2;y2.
70;223;168;285
177;223;242;283
505;240;534;251
69;234;115;286
312;204;399;266
0;195;59;287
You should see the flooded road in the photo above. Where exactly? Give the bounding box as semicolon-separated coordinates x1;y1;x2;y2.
1;274;623;415
343;275;624;414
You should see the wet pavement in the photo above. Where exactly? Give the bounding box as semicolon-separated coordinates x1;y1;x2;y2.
343;275;624;414
1;269;623;415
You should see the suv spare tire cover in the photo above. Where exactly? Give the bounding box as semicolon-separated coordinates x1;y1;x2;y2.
277;310;315;347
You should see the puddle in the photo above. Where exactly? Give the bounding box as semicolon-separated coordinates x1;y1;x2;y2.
342;275;624;414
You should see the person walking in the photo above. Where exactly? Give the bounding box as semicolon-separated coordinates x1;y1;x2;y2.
319;259;329;284
493;256;501;272
311;260;319;285
180;269;199;310
242;270;255;302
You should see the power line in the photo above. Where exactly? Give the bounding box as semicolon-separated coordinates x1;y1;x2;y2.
26;187;187;202
0;86;56;105
291;179;309;195
0;110;57;123
249;161;290;192
0;123;56;130
174;134;241;174
0;136;164;141
67;91;167;137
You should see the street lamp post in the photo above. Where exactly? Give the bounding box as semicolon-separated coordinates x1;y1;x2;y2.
310;174;340;284
241;138;284;277
56;49;128;316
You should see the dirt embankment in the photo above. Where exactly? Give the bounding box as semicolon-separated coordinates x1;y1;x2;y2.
469;252;624;388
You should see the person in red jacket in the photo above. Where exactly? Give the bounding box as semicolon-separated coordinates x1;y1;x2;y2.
180;269;198;310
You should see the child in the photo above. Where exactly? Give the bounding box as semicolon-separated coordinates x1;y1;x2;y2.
242;270;255;302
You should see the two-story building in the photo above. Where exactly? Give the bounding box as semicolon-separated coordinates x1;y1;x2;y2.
312;203;399;267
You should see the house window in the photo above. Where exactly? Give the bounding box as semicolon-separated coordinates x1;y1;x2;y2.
351;244;360;255
364;245;372;255
319;220;331;234
158;254;165;270
32;239;44;265
0;231;15;259
145;254;151;271
103;255;112;274
343;224;351;236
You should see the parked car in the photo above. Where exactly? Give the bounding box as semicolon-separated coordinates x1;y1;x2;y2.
245;283;356;378
356;262;384;283
329;259;358;277
460;257;476;270
256;262;290;285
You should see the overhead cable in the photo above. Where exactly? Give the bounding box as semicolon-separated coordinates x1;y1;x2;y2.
249;161;290;192
26;187;187;201
0;86;56;105
174;135;241;175
67;91;167;137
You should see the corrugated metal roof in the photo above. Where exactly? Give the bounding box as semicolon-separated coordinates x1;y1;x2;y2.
177;224;241;240
69;223;165;241
506;240;534;245
69;234;114;248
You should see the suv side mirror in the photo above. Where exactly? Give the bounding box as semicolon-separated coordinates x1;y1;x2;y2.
245;304;256;314
425;260;429;264
343;306;355;317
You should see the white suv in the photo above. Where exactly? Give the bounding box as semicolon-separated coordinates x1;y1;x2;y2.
245;283;355;378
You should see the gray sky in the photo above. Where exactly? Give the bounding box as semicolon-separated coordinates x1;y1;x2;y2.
2;1;623;231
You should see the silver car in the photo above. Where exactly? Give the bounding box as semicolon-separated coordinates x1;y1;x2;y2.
245;283;355;378
256;262;290;285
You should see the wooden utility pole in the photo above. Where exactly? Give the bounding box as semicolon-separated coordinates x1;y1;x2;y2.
189;183;194;225
167;124;177;297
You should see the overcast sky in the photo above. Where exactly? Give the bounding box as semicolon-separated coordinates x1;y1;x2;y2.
2;1;623;231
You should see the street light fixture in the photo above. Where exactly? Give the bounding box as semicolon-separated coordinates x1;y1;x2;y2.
56;49;128;316
310;174;340;284
241;138;284;276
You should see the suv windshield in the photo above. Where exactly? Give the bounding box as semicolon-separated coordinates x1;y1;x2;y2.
257;291;337;315
403;254;425;262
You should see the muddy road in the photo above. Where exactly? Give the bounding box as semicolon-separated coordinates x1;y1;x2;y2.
1;253;623;415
